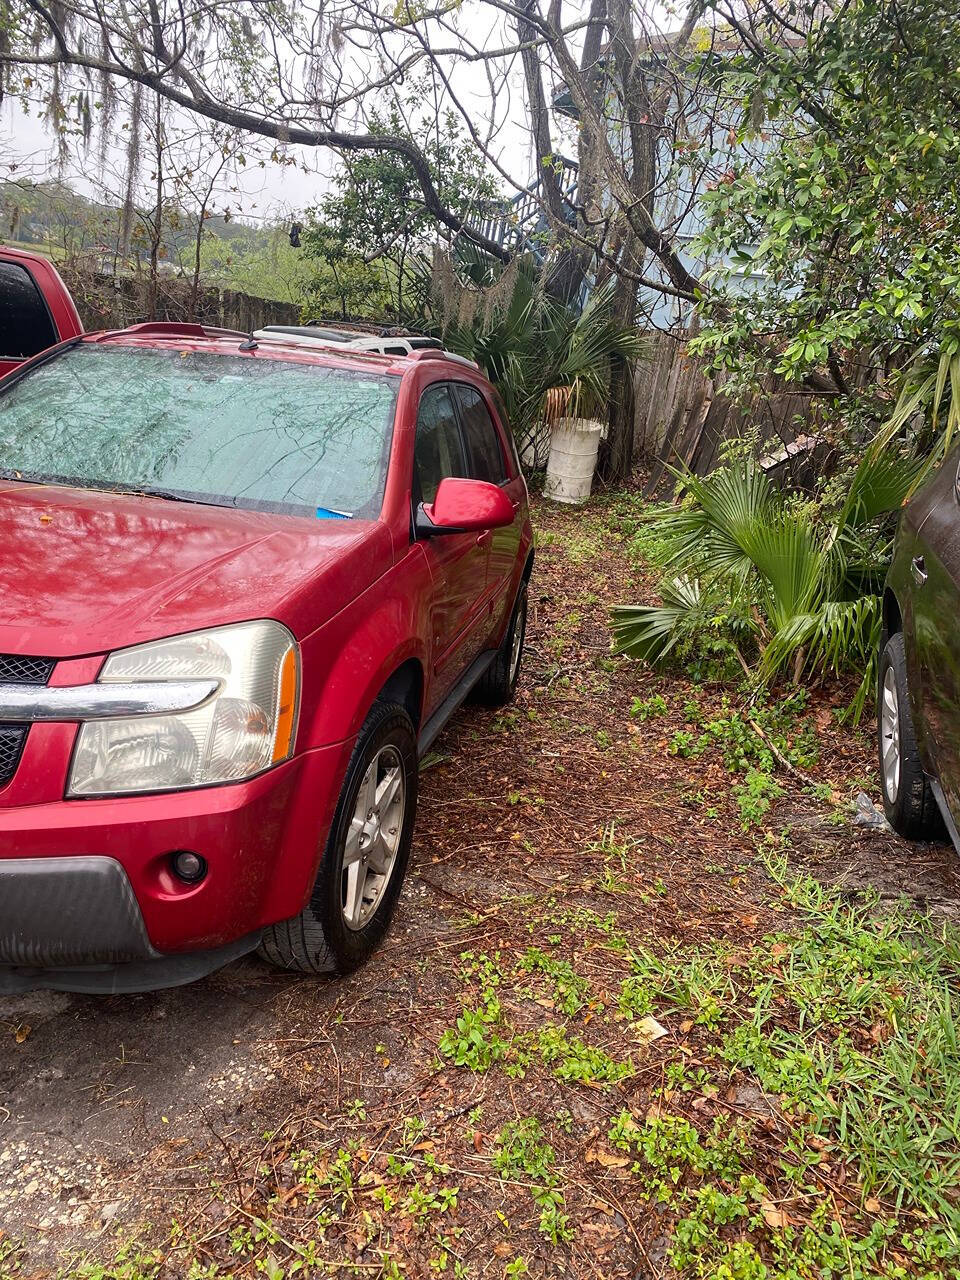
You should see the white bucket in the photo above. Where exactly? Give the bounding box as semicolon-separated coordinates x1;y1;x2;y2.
544;417;604;505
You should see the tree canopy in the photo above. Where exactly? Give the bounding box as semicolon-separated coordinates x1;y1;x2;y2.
692;0;960;435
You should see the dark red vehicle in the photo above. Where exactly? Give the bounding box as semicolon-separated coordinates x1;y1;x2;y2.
0;246;83;378
0;321;532;993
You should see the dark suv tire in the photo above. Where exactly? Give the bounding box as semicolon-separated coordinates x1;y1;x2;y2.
259;701;418;974
878;634;943;840
472;581;527;707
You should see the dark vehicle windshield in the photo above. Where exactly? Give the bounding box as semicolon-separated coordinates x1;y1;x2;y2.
0;345;399;518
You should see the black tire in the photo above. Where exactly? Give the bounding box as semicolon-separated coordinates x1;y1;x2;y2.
472;581;528;707
877;633;942;840
259;701;418;975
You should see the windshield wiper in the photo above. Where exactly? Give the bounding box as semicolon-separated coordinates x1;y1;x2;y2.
0;471;235;509
129;486;235;508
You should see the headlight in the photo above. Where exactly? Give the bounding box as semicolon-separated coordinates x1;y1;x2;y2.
68;621;299;796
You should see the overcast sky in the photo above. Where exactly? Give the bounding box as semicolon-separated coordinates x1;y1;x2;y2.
1;96;341;222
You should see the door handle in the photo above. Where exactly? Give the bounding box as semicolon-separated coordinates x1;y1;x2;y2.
912;555;928;586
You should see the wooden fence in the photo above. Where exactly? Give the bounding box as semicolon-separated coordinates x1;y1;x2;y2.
60;266;301;334
633;330;831;492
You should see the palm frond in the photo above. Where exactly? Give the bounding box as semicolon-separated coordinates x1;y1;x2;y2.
874;345;960;492
761;596;882;721
661;459;778;582
741;514;825;631
610;577;705;663
839;446;927;531
613;453;889;722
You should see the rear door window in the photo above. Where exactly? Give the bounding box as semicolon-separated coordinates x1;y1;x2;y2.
489;387;522;474
453;384;507;484
414;384;467;504
0;262;57;360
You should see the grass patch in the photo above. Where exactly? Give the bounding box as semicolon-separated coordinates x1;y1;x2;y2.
600;861;960;1276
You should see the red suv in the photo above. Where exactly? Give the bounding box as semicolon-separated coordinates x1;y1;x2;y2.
0;322;532;993
0;245;83;379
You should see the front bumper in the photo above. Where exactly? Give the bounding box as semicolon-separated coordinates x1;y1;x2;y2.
1;854;155;965
0;855;261;993
0;738;354;991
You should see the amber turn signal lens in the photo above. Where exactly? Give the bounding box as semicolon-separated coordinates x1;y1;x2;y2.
273;645;299;762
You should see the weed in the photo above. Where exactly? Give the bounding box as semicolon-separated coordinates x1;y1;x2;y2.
503;1260;529;1278
493;1119;574;1245
438;1003;509;1072
631;693;668;720
402;1182;460;1228
519;947;589;1015
538;1025;630;1084
493;1117;556;1182
733;766;783;828
401;1115;426;1148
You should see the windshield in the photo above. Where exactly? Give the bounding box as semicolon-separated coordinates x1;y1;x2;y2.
0;345;399;518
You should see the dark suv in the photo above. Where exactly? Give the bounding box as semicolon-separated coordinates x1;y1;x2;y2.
879;448;960;845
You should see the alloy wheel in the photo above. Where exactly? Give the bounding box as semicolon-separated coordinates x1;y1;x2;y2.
341;745;405;931
880;665;901;803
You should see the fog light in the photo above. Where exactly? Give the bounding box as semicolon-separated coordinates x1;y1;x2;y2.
171;850;207;884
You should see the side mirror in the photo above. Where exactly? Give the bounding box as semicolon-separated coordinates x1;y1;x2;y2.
415;476;515;537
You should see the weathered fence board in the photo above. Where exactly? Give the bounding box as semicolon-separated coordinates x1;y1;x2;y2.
635;329;828;492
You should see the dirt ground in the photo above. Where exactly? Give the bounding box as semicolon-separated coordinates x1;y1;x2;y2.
1;490;957;1278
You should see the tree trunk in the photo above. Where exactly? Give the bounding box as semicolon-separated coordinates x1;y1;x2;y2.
598;266;639;485
190;218;203;322
147;92;163;320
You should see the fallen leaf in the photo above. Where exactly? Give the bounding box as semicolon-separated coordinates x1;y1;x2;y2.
761;1200;789;1230
585;1145;630;1168
865;1197;882;1214
588;1200;615;1216
633;1015;668;1045
14;1024;31;1044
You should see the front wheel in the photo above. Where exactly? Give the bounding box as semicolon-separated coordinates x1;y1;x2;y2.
259;701;418;975
877;633;942;840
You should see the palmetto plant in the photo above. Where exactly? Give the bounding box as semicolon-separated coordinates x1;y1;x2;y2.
442;266;643;441
879;343;960;461
611;447;928;719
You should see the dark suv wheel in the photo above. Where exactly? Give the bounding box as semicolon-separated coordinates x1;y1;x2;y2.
878;634;942;840
259;700;418;974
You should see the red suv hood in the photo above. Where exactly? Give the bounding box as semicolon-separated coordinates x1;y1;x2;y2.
0;482;391;658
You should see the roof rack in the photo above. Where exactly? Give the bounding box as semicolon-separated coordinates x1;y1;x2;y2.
119;322;249;340
406;348;480;369
251;325;476;365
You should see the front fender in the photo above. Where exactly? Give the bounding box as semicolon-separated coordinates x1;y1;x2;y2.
296;545;432;750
